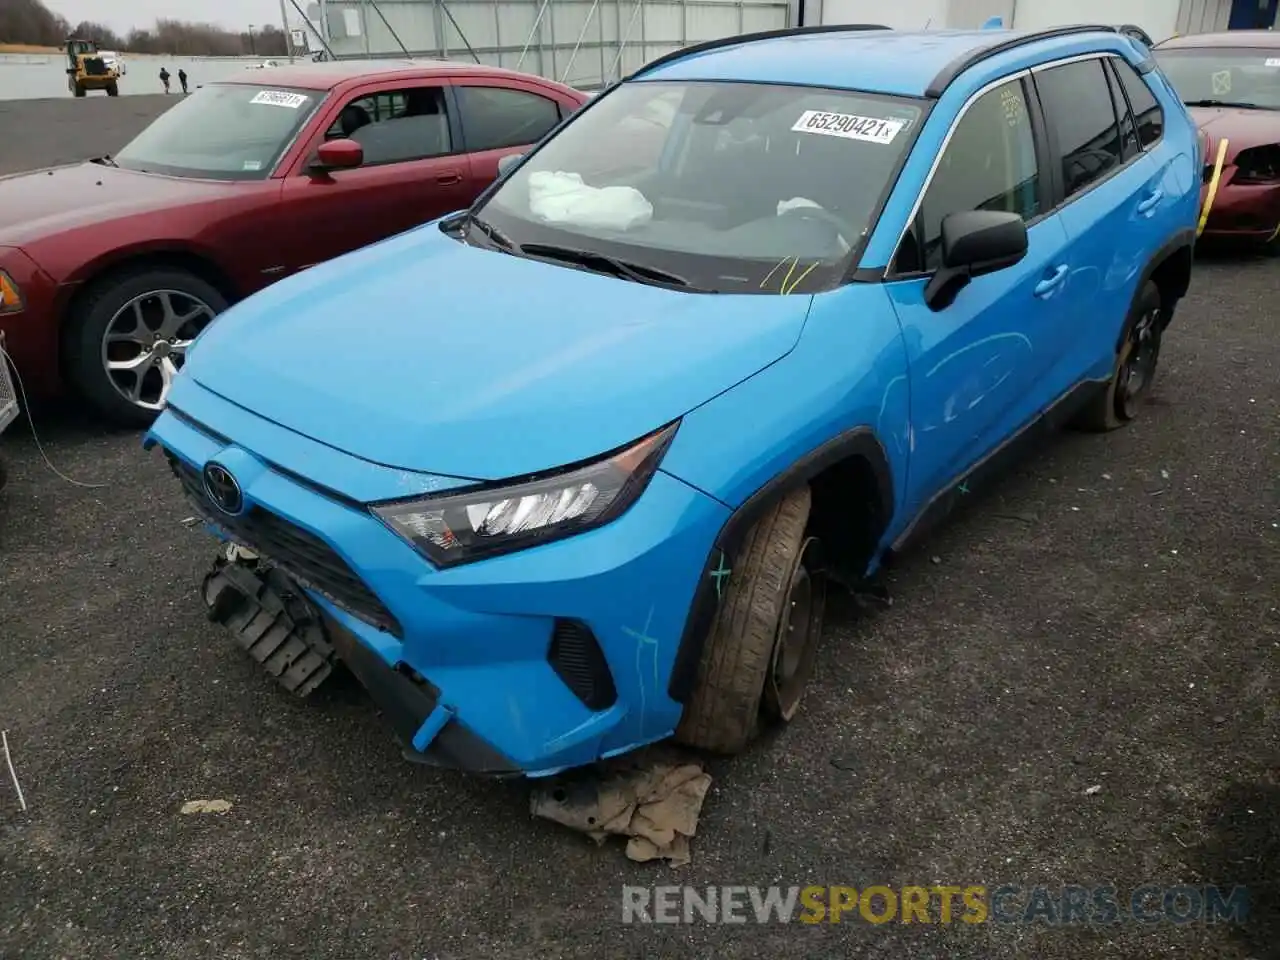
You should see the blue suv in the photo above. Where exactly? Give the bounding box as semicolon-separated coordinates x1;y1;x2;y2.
145;24;1200;777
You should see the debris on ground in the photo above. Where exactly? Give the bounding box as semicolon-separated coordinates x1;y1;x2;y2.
530;757;712;866
1084;785;1102;796
2;730;28;813
179;799;233;815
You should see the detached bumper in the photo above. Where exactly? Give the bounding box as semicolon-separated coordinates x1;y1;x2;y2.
145;382;730;777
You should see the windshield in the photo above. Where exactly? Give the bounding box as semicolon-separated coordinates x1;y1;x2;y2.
472;80;925;294
114;83;324;180
1155;47;1280;109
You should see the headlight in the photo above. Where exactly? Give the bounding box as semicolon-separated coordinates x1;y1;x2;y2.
372;421;679;567
0;270;23;315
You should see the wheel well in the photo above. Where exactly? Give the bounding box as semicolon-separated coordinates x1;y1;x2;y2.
1149;243;1192;319
60;250;239;342
805;452;891;578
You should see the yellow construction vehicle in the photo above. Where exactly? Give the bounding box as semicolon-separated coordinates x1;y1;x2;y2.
66;37;120;98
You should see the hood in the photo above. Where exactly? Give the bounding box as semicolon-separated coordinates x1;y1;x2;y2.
0;163;238;245
182;225;815;480
1187;105;1280;162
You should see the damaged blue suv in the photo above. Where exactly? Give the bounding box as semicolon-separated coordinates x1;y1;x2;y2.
146;23;1199;776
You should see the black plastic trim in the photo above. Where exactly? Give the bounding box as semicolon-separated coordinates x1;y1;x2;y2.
630;24;891;80
323;612;521;775
1130;227;1195;342
925;25;1120;98
667;426;893;702
548;619;618;711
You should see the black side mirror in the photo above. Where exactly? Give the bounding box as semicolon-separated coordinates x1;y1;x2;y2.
924;210;1028;311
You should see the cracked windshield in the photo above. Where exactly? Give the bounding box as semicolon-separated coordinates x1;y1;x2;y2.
475;80;923;293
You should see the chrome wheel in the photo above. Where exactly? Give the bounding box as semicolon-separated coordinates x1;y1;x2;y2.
101;289;216;409
1116;306;1161;421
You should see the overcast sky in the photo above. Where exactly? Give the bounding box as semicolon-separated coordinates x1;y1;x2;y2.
49;0;286;34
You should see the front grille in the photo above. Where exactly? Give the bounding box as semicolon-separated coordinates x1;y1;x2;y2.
548;619;617;711
170;455;402;637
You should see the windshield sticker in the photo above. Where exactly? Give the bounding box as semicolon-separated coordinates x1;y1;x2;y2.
791;110;904;144
1267;58;1280;67
242;160;263;170
250;90;310;109
1211;70;1232;95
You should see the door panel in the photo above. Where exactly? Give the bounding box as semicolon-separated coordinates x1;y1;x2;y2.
277;82;472;273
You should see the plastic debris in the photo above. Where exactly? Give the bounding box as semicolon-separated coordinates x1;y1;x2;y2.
180;799;233;815
1084;785;1102;796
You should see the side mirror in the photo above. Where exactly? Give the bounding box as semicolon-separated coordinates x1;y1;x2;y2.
924;210;1028;311
497;153;524;177
311;138;363;175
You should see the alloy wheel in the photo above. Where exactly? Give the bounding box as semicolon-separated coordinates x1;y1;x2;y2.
101;289;216;409
1115;306;1161;420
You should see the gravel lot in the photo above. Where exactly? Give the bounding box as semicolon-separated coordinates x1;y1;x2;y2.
0;103;1277;959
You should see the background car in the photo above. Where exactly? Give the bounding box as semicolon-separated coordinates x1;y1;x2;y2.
0;61;586;425
1154;30;1280;252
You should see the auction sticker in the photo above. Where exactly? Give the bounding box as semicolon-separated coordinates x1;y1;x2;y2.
792;110;904;144
1267;58;1280;67
250;90;310;109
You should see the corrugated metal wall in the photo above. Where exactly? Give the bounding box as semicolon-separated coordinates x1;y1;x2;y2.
314;0;790;88
1176;0;1232;34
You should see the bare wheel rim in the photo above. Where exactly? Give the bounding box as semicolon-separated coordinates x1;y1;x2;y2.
1116;306;1161;420
764;537;825;722
101;289;217;409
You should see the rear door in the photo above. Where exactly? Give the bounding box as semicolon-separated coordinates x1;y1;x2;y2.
1028;55;1167;390
452;80;575;193
277;79;473;272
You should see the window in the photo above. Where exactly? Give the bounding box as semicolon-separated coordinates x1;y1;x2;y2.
1105;60;1141;161
1035;59;1125;199
894;78;1040;275
325;86;452;164
457;86;561;152
1113;57;1164;149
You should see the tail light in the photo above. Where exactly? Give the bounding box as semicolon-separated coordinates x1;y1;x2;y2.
1232;144;1280;185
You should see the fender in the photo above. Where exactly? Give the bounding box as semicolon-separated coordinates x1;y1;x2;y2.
666;425;894;702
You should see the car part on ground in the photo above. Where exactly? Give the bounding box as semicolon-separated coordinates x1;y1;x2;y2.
63;267;226;427
145;23;1201;776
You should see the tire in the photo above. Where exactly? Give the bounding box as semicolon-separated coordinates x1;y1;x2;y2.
63;267;227;428
674;485;822;754
106;82;119;97
71;79;86;98
1073;280;1163;433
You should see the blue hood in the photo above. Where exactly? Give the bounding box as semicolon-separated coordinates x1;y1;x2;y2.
183;224;813;480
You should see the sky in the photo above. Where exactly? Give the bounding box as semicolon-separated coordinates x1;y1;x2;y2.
49;0;287;35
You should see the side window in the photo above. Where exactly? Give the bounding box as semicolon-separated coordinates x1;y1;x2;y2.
893;78;1041;275
325;86;452;165
1104;60;1140;161
1113;57;1164;149
1035;59;1124;199
456;86;561;152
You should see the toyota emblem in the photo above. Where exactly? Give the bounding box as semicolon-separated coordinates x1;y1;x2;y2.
203;462;244;516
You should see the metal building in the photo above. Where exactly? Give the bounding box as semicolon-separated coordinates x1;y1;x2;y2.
302;0;790;89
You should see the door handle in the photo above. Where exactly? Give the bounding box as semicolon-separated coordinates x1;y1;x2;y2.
1136;189;1164;216
1034;264;1069;298
435;171;462;185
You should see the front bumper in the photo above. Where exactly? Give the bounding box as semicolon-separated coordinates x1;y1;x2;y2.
1199;176;1280;240
146;379;729;777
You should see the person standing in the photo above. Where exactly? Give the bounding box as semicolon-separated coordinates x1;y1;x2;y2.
178;69;188;94
159;67;170;94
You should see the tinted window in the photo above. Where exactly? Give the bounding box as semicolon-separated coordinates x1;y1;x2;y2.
457;86;561;152
1114;57;1164;148
1105;60;1140;161
1036;59;1124;198
326;86;452;164
895;78;1040;274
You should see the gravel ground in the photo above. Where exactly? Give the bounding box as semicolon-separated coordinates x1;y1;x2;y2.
0;113;1277;957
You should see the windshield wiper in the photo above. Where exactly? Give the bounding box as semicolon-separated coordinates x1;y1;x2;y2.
89;155;118;167
465;213;516;251
1185;98;1272;110
520;243;689;288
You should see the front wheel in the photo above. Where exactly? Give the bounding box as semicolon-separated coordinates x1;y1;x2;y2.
1073;280;1163;432
106;81;119;97
674;486;826;754
63;268;227;427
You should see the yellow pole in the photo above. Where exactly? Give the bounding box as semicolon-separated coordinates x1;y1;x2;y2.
1198;137;1229;239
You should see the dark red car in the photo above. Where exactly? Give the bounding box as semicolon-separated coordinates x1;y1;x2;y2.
0;60;586;425
1154;31;1280;252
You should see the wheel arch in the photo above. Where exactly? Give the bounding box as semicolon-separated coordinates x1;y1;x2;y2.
1129;227;1194;346
666;425;895;703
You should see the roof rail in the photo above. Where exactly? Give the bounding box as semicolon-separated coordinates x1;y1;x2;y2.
924;23;1119;98
629;23;891;80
